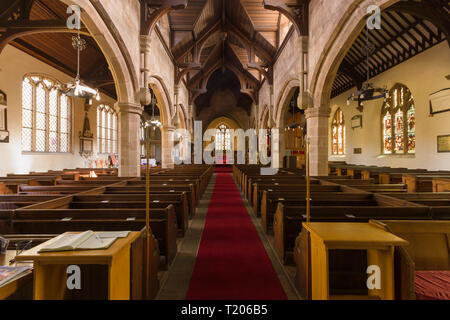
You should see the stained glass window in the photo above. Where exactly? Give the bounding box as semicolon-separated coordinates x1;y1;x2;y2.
215;124;231;152
381;84;415;155
383;111;392;154
97;105;118;154
407;105;415;154
21;75;72;153
331;108;345;155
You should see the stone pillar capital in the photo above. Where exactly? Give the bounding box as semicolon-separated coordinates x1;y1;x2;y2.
174;84;180;95
297;36;309;53
119;102;143;115
161;125;176;132
139;35;152;53
304;107;331;120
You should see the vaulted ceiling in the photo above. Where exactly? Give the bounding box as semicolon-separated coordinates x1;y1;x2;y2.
0;0;116;99
166;0;297;111
332;0;450;98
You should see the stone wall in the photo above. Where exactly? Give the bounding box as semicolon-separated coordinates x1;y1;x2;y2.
99;0;141;89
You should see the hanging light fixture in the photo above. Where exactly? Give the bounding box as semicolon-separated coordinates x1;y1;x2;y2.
58;24;100;102
347;25;388;111
146;90;161;130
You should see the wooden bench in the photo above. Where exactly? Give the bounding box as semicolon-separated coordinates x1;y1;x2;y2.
276;200;431;264
433;178;450;192
105;185;196;218
70;193;189;235
252;183;342;215
10;206;177;265
372;220;450;300
260;191;378;233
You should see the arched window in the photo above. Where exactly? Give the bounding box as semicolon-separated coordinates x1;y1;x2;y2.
97;105;118;154
382;84;415;154
331;108;345;155
22;75;72;152
215;124;231;152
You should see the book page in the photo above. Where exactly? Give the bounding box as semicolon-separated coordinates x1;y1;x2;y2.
75;234;116;250
96;231;130;239
39;231;93;252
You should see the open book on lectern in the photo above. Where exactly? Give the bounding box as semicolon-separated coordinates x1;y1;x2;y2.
38;230;130;253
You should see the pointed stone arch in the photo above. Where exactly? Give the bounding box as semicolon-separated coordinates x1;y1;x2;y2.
275;78;300;128
59;0;139;104
149;75;173;126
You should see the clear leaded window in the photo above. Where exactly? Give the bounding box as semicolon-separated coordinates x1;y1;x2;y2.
382;84;415;155
215;124;231;152
21;75;72;153
331;108;345;155
97;105;118;154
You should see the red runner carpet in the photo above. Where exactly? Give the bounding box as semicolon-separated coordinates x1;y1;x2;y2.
186;172;287;300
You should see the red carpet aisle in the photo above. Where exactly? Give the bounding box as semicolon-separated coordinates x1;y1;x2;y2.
186;171;287;300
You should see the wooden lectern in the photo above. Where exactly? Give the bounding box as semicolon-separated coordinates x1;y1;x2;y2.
15;232;140;300
302;222;408;300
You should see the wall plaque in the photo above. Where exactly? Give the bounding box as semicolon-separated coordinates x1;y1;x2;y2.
437;135;450;153
0;90;9;143
351;115;362;129
430;88;450;116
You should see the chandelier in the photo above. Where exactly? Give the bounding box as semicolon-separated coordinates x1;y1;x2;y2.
347;25;388;111
145;91;161;130
59;26;100;102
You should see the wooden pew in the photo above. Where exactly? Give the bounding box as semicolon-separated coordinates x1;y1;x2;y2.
70;193;189;236
372;220;450;300
246;176;306;203
276;198;431;264
260;191;377;233
343;184;408;193
10;206;177;265
19;185;99;195
252;183;342;215
379;193;450;220
433;178;450;192
105;185;196;218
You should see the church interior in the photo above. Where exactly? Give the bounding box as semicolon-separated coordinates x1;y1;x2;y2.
0;0;449;302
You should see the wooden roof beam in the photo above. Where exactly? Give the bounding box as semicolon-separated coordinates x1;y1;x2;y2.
263;0;309;36
386;0;450;47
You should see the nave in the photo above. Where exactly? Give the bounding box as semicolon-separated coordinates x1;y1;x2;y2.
160;168;289;300
0;0;449;304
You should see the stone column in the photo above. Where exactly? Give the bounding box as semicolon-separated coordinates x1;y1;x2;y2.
305;107;330;176
139;36;152;106
119;103;143;177
161;125;175;169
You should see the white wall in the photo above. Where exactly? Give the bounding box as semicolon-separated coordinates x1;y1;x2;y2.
328;42;450;171
0;45;116;176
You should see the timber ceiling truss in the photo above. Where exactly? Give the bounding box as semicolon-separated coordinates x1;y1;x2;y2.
0;0;116;98
332;0;450;98
141;0;309;108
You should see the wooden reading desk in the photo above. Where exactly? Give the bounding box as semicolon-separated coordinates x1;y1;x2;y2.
302;222;408;300
15;231;140;300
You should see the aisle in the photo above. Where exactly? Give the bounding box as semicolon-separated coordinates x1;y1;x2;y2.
186;172;287;300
